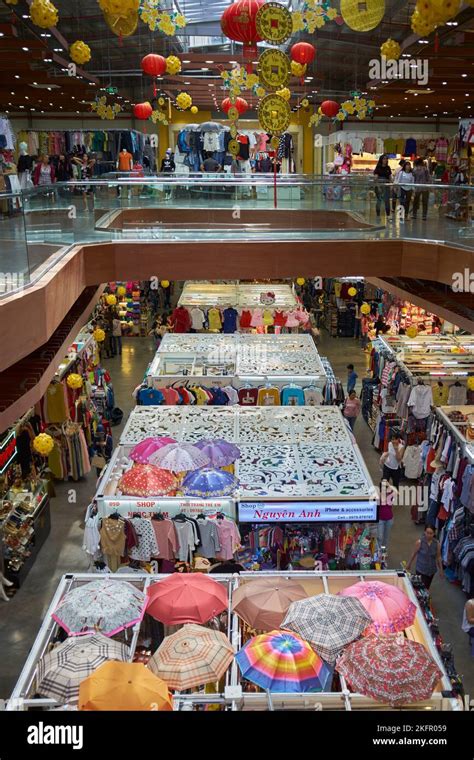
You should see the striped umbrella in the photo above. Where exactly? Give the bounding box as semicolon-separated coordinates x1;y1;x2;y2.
281;594;372;664
336;634;442;706
339;581;416;634
36;634;130;704
148;624;234;690
235;630;332;693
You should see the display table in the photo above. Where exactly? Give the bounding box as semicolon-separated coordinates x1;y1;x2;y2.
178;281;299;309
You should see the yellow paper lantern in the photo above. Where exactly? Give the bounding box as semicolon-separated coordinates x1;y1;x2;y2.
380;38;401;61
296;277;305;286
106;294;117;306
166;55;181;75
301;97;309;108
160;280;170;288
93;328;106;342
360;303;371;315
467;376;474;391
67;373;84;390
98;0;139;17
348;286;357;297
176;92;192;110
117;285;126;297
190;105;199;114
430;0;460;20
104;9;138;36
406;326;418;338
290;60;306;77
276;87;291;101
70;40;91;65
33;433;55;456
30;0;59;28
340;0;385;32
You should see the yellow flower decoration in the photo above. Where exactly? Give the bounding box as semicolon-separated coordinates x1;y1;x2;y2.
176;91;192;109
175;13;186;27
357;110;367;120
33;433;55;456
291;61;306;77
220;71;229;80
30;0;59;29
315;16;325;27
336;111;346;121
380;38;401;61
326;7;338;19
256;86;266;98
292;11;305;31
315;5;325;15
98;0;139;15
166;55;181;75
70;40;91;65
247;73;259;87
309;113;321;126
276;87;291;101
67;373;83;389
368;99;376;109
342;101;355;114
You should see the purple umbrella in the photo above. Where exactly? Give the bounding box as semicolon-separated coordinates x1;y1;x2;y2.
194;439;241;467
182;468;239;497
149;443;210;473
129;437;177;464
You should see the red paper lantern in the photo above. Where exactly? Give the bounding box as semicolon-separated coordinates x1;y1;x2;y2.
141;54;167;77
320;100;340;118
290;42;316;65
221;0;265;61
134;101;153;120
221;96;248;115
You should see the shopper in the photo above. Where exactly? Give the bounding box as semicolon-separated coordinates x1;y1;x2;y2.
343;390;361;431
201;152;222;172
373;154;392;219
462;597;474;656
33;154;56;186
55;154;73;182
412;158;431;220
346;364;358;393
380;429;405;488
395;161;414;219
112;315;122;356
377;479;396;552
391;159;405;212
408;525;444;590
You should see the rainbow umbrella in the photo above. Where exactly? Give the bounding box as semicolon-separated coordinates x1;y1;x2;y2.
129;437;177;464
339;581;416;634
235;630;332;693
181;468;238;498
148;443;210;472
118;464;177;497
194;440;241;467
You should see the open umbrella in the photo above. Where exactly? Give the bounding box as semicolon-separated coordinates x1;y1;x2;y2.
149;443;210;472
36;633;130;704
148;624;234;690
281;594;372;664
79;661;172;711
199;121;223;132
181;468;238;498
235;630;332;693
52;579;146;637
146;575;228;625
232;578;307;632
335;634;442;706
194;440;241;467
118;464;178;497
340;581;416;634
129;436;177;464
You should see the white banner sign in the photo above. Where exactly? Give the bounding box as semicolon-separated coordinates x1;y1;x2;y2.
238;501;378;523
100;498;236;520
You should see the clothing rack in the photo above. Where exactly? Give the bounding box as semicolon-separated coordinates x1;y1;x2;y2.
435;407;474;462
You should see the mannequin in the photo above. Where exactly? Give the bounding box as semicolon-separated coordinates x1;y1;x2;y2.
117;147;133;198
17;141;33;190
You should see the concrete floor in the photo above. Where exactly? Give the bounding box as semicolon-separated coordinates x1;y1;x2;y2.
0;328;472;699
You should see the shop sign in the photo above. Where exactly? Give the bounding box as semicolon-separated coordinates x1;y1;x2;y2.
238;500;378;523
100;498;236;520
0;430;17;475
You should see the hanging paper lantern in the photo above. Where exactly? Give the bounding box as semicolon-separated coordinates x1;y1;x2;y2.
106;294;117;306
320;100;340;118
275;87;291;101
30;0;59;28
93;328;106;342
348;286;357;297
33;433;55;456
70;40;91;65
190;105;198;114
290;60;306;77
296;277;305;286
221;96;248;115
67;373;84;390
176;92;192;110
134;101;153;120
429;0;460;20
380;38;401;61
165;55;181;75
117;285;126;297
220;0;266;62
141;53;166;77
406;326;418;339
340;0;385;32
98;0;139;17
290;41;315;65
104;9;138;36
467;376;474;391
360;302;371;315
160;280;170;288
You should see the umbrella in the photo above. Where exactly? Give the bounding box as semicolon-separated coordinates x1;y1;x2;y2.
149;443;210;472
148;624;234;690
281;594;372;664
146;574;228;625
118;464;177;496
335;634;442;706
36;633;130;704
194;439;241;467
181;468;238;498
199;121;223;132
340;581;417;634
79;661;172;711
235;630;332;693
232;578;307;632
52;579;147;636
129;436;177;464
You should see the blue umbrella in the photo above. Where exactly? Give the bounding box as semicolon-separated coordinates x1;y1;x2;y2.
181;468;238;498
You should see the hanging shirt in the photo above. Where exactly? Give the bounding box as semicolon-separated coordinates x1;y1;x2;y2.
172;307;191;333
448;384;467;405
208;307;222;331
407;384;433;419
222;307;239;334
173;520;197;561
257;387;280;406
304;387;324;405
215;519;241;560
190;307;205;330
402;445;423;479
238;388;259;406
281;386;305;406
404;137;417;156
128;518;159;561
240;310;252;328
195;518;221;558
223;385;239;405
151;518;179;560
138;388;164;405
432;384;449;406
250;308;264;327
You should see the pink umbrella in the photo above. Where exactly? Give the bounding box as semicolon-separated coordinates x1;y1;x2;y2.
340;581;416;634
129;437;177;464
148;443;210;473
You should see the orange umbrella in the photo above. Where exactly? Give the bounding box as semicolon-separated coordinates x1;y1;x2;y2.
232;577;307;631
78;661;172;711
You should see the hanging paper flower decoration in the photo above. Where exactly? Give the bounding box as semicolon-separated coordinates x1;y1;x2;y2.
166;55;181;75
70;40;91;65
301;97;309;108
139;0;187;34
296;277;305;286
290;61;307;78
117;285;126;297
360;303;371;315
67;373;84;390
5;0;18;5
176;91;192;110
220;65;264;98
348;286;357;297
106;294;117;305
160;280;170;288
98;0;139;17
275;87;291;101
151;109;168;124
93;328;106;342
33;433;55;456
467;376;474;391
406;326;418;338
91;96;122;120
190;105;198;114
30;0;59;28
380;38;401;61
335;95;375;122
293;0;338;33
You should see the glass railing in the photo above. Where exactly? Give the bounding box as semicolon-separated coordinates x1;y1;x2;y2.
1;174;473;294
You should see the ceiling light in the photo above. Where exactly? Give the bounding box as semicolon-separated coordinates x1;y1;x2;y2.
47;87;52;91
466;93;470;97
10;91;14;95
19;105;24;108
205;60;214;63
22;13;28;18
446;21;458;25
442;81;447;85
53;48;63;52
462;73;467;77
49;102;53;106
201;67;209;71
44;58;52;62
14;75;20;79
419;39;429;43
25;96;28;100
33;81;37;85
468;105;472;109
452;98;455;101
182;59;191;63
22;47;29;52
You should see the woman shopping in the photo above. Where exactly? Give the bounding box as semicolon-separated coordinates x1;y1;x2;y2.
343;390;361;431
377;479;396;553
395;160;414;219
380;429;405;488
408;525;444;590
373;154;392;220
33;154;56;187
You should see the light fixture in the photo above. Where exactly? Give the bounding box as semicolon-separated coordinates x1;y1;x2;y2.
10;91;14;95
182;59;191;63
22;47;29;52
14;75;20;79
205;60;214;63
462;73;467;77
442;81;447;85
33;81;37;85
53;48;63;52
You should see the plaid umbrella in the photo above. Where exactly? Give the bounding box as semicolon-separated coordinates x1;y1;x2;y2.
235;630;332;693
336;634;442;706
232;578;307;632
281;594;372;664
340;581;416;634
36;634;130;704
148;624;234;690
52;580;147;637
